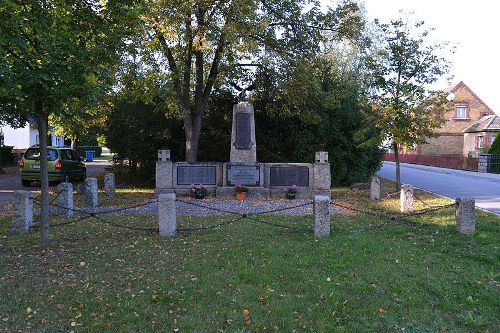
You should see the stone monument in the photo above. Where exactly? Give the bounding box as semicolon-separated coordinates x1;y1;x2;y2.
230;102;257;164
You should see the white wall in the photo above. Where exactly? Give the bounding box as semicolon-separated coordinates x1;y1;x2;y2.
1;125;30;149
1;124;65;149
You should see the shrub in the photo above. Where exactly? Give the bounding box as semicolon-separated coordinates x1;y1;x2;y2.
488;135;500;154
0;146;14;166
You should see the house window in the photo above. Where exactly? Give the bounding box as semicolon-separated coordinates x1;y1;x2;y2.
476;136;484;149
455;105;468;119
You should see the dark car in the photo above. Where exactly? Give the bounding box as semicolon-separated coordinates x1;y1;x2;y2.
19;146;86;186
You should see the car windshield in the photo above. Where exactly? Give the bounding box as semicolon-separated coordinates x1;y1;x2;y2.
24;148;58;161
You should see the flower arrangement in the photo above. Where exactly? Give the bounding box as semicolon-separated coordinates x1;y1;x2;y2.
234;184;249;193
191;184;207;199
285;184;298;199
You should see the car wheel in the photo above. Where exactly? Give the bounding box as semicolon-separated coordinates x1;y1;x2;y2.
21;179;31;187
63;172;70;183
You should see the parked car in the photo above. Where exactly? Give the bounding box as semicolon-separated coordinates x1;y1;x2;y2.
19;146;86;186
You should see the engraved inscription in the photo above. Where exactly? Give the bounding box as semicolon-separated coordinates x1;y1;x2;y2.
227;165;260;186
270;166;309;187
235;113;252;149
177;166;216;185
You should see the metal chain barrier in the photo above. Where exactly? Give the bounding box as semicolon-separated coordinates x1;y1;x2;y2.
175;198;314;233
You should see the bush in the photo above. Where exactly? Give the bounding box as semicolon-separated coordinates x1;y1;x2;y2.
76;146;102;158
488;135;500;154
0;146;14;166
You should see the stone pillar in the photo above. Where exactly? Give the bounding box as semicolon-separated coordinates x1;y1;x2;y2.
314;195;330;237
370;176;381;200
159;193;177;237
456;198;475;234
478;154;491;173
84;178;98;208
230;102;257;164
156;149;173;195
104;173;116;197
313;152;331;195
12;190;33;233
400;184;414;213
56;182;74;217
76;183;85;195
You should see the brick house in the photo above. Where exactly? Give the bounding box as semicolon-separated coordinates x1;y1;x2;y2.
416;81;495;156
463;115;500;156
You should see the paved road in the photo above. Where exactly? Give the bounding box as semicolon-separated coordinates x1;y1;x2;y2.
0;160;110;213
377;161;500;215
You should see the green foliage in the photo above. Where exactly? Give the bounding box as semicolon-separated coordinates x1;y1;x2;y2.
103;97;184;180
139;0;364;161
365;17;453;147
0;145;14;166
488;135;500;154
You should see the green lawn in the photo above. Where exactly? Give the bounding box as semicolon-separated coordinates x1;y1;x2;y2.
0;187;499;332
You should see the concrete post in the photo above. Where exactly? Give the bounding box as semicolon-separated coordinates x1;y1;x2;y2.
56;182;74;217
159;193;177;237
84;178;98;208
12;190;33;233
314;195;331;237
400;184;414;213
156;150;173;195
104;173;116;198
370;176;381;200
456;198;475;234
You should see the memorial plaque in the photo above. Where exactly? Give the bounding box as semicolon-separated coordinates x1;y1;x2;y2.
270;166;309;187
177;165;216;185
227;165;260;186
235;113;252;149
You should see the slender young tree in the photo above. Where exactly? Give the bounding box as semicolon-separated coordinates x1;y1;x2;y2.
365;17;452;190
0;0;133;244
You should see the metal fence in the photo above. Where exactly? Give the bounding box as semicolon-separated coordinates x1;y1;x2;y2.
479;154;500;174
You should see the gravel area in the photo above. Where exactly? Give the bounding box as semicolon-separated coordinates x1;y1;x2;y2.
42;197;338;216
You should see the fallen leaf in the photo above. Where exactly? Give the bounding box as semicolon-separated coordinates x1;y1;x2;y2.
243;309;252;325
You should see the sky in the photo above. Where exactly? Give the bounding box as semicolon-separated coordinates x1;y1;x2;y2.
322;0;500;115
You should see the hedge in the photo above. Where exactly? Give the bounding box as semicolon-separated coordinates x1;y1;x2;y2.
0;146;14;166
76;146;102;158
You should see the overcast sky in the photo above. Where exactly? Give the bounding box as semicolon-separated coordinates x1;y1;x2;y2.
322;0;500;114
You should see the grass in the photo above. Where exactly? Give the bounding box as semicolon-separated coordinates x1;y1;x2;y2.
0;183;499;332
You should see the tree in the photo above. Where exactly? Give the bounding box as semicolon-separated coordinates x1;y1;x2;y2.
489;134;500;154
365;17;452;190
0;0;133;244
140;0;364;162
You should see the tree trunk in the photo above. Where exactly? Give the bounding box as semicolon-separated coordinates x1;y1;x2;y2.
35;102;50;245
393;142;401;192
71;136;79;150
184;107;203;163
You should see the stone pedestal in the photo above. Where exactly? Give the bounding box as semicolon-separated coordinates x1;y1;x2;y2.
104;173;116;198
12;190;33;234
400;184;414;213
370;176;381;200
230;102;257;164
159;193;177;237
57;182;74;217
456;198;475;234
84;178;98;208
314;195;331;237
